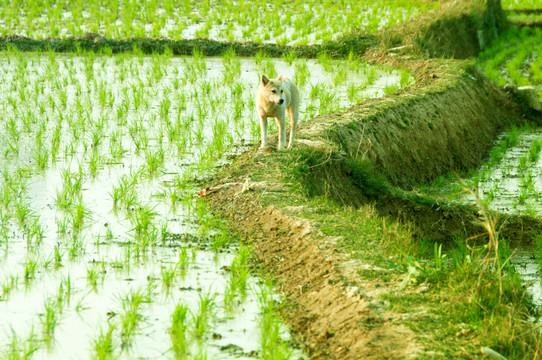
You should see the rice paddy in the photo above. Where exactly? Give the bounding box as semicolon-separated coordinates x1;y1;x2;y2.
450;22;542;214
0;0;438;44
502;0;542;10
423;125;542;216
0;46;411;359
479;27;542;91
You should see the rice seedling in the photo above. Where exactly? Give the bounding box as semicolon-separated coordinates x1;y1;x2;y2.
161;264;177;291
40;297;60;343
87;264;105;291
169;303;189;357
60;276;73;302
383;83;400;95
4;328;39;360
229;244;251;295
258;282;292;360
529;138;542;162
92;323;117;360
177;247;190;271
1;275;18;299
71;199;90;234
192;291;216;338
23;256;39;283
74;292;90;314
118;288;148;348
53;244;63;267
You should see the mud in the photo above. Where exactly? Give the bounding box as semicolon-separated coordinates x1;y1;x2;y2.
313;66;526;189
208;183;419;359
0;34;374;59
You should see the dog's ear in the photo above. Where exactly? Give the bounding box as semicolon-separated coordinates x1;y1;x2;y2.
261;75;269;86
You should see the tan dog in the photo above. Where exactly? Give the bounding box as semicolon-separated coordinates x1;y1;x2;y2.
256;75;300;149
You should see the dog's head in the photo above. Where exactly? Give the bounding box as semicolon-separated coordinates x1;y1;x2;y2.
260;75;285;105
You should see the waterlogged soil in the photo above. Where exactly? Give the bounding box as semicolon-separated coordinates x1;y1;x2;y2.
0;51;409;358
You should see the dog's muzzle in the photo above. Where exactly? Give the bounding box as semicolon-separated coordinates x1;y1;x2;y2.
279;99;284;105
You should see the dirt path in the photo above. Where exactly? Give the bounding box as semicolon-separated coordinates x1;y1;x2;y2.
209;182;419;359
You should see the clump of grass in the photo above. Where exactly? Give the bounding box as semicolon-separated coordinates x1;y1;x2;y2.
41;297;60;343
118;289;149;348
161;264;177;291
258;282;292;360
169;303;189;356
92;324;116;360
4;328;39;360
192;292;215;338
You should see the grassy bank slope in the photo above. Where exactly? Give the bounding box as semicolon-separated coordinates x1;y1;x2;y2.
206;1;542;359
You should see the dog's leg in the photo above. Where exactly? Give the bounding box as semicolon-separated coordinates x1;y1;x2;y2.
287;106;297;149
275;116;286;150
259;115;268;148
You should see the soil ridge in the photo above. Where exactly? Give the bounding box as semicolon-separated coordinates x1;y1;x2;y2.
206;1;542;358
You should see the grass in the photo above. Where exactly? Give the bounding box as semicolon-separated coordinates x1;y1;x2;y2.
302;193;538;358
213;139;542;358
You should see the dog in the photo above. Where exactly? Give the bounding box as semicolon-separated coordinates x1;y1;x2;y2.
256;75;300;149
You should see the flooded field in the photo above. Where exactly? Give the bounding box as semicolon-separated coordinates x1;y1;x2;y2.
425;126;542;215
0;0;438;44
0;49;410;359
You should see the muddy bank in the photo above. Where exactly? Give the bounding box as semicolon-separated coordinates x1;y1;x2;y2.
205;69;542;359
0;33;374;58
205;1;542;358
305;64;525;189
379;0;505;59
207;166;420;359
205;53;541;357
